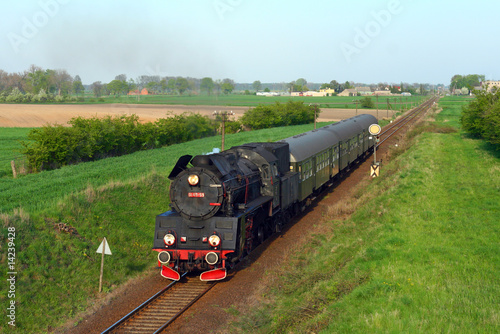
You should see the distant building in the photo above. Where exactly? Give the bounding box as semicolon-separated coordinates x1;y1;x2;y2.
256;92;281;96
355;87;372;95
373;89;392;96
338;89;358;97
319;88;336;95
291;91;326;97
128;88;149;95
481;80;500;92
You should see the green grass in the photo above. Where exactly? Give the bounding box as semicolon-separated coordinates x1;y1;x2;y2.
0;128;32;179
2;93;426;110
229;96;500;333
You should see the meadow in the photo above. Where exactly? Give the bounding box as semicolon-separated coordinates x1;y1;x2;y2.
0;128;32;178
49;92;423;110
229;97;500;333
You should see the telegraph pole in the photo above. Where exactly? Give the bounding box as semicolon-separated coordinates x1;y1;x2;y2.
309;103;318;129
213;111;234;151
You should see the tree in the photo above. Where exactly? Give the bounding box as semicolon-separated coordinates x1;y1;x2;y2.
107;79;128;96
115;74;127;82
91;81;103;97
27;66;48;94
53;69;73;95
73;76;84;97
200;77;215;95
252;80;262;92
450;74;485;91
221;78;235;94
175;77;190;95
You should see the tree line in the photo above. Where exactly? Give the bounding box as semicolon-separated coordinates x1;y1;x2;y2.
21;101;319;172
0;65;238;102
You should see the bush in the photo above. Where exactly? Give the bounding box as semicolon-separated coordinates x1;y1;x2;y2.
360;97;374;108
461;90;500;147
21;113;219;172
6;87;23;102
241;100;319;130
34;89;48;103
55;95;65;102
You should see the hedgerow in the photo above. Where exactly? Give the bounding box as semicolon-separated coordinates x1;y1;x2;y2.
21;113;219;171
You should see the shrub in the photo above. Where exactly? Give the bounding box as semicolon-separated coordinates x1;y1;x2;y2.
241;100;319;130
6;87;23;102
55;95;65;102
461;90;500;147
34;89;48;103
360;97;374;108
21;113;219;172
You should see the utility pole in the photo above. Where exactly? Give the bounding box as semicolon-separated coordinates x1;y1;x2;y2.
309;103;318;129
387;98;389;118
376;95;379;119
213;111;234;151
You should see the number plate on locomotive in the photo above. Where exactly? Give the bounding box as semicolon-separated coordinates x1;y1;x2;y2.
188;192;205;198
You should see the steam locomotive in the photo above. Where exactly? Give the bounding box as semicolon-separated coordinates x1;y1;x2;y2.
153;114;378;281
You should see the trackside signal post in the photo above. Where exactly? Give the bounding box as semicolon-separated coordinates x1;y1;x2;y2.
369;124;381;178
96;237;112;292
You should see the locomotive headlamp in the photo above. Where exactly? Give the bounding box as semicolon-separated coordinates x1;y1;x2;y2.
208;235;221;247
164;233;176;246
158;251;171;264
188;174;199;186
205;252;219;265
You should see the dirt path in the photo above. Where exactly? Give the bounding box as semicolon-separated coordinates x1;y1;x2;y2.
0;103;389;127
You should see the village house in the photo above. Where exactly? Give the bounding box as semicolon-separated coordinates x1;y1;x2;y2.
128;88;149;95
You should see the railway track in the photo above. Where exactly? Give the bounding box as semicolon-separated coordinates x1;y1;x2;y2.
378;96;438;146
101;273;215;334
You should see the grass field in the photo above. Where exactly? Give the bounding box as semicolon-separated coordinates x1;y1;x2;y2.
229;97;500;333
0;128;32;178
3;92;425;110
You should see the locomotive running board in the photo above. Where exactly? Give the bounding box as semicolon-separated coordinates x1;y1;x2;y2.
200;268;227;281
161;265;181;281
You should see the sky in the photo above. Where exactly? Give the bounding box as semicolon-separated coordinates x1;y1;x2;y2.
1;0;499;86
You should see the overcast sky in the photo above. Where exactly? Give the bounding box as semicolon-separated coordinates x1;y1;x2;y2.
1;0;499;85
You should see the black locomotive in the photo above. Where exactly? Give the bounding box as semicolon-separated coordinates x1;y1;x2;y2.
153;114;378;281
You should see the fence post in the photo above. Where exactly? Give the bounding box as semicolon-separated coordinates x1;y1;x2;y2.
11;160;17;178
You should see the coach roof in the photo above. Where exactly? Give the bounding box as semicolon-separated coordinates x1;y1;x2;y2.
279;127;340;163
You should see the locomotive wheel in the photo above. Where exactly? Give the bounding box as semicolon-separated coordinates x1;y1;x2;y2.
257;225;265;245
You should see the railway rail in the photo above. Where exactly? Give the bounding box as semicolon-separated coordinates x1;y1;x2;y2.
101;273;215;334
378;96;438;146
